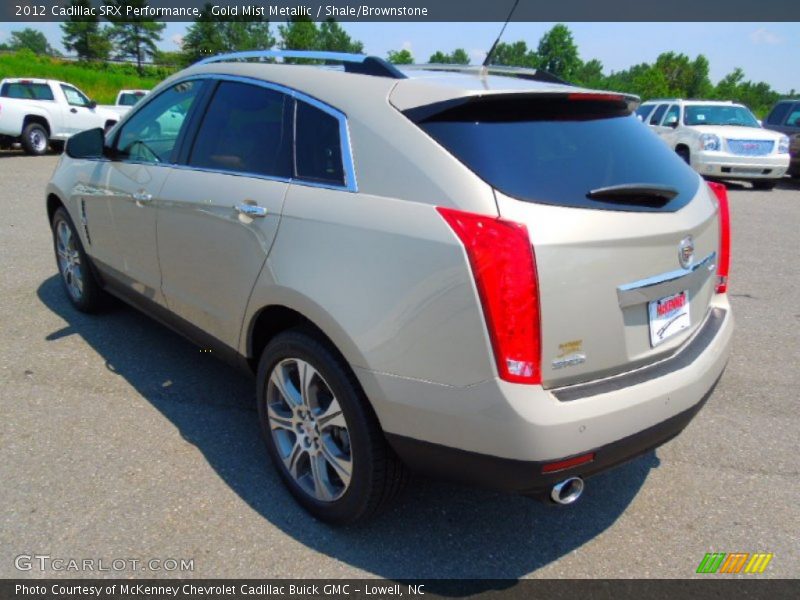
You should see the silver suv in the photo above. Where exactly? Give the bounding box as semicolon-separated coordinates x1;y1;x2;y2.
46;51;734;524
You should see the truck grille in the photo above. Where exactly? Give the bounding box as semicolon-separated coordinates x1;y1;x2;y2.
727;139;774;156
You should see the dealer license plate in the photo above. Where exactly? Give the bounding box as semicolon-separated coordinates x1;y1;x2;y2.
648;290;690;347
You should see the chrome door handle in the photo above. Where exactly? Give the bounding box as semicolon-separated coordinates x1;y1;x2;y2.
235;204;267;218
133;190;153;203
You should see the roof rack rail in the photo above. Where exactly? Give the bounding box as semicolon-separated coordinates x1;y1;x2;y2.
196;50;407;79
401;64;572;85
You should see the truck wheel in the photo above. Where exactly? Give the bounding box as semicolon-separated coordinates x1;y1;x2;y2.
257;328;409;524
751;180;777;191
21;123;49;156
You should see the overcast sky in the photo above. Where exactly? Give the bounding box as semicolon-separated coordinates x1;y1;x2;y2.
2;21;798;93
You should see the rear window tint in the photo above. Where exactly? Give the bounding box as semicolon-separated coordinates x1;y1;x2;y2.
1;82;54;100
294;101;345;187
413;96;699;213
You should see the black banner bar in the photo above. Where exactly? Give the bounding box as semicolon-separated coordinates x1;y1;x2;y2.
2;0;800;22
1;580;798;600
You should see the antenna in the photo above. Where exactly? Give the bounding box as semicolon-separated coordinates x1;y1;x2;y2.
481;0;522;76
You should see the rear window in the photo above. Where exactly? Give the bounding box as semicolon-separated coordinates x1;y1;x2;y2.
119;92;146;106
1;82;54;101
411;96;699;212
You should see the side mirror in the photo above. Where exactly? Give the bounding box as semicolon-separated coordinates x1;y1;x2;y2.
88;100;97;109
668;120;678;129
66;128;105;159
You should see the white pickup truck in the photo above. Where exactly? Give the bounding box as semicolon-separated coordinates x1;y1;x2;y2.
0;78;121;155
100;89;150;119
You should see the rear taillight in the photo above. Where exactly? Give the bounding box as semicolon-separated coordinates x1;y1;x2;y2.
437;207;541;384
708;181;730;294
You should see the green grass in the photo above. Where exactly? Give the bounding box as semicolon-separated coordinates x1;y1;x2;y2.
0;50;177;104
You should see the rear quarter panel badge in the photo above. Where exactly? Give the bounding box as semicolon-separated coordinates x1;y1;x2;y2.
552;340;587;370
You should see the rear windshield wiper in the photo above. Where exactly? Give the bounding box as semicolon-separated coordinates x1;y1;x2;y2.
586;183;679;206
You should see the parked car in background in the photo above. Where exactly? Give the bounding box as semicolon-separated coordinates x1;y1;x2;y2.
0;78;119;155
762;99;800;177
46;51;734;524
116;89;150;107
101;89;151;119
638;99;790;190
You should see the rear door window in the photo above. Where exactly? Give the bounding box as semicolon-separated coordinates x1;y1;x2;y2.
294;101;345;187
188;81;292;178
411;95;699;213
0;82;54;100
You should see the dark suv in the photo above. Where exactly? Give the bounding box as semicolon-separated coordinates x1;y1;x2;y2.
763;100;800;176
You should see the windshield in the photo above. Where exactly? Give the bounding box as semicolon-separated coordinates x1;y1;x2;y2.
684;105;760;127
412;95;699;213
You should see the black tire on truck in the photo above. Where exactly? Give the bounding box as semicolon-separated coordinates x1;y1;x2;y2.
21;122;49;156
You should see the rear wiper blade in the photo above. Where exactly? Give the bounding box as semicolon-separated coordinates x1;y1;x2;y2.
586;183;679;205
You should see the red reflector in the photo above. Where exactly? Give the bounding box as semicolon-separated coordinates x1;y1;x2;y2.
567;93;625;102
707;181;730;294
542;452;595;474
437;207;541;384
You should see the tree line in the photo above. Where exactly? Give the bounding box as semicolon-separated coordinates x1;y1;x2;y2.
0;3;794;117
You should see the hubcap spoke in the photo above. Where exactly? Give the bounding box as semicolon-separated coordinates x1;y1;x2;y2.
267;404;294;431
284;442;304;479
321;439;352;487
309;453;333;501
317;397;346;430
298;361;317;410
270;363;302;408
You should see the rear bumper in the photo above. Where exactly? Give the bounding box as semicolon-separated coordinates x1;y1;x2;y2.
386;374;719;495
692;151;789;179
357;299;733;492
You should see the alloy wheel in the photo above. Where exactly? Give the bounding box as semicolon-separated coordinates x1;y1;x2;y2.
266;358;353;502
56;220;84;301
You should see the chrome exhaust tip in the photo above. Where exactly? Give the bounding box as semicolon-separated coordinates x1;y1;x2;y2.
550;477;584;505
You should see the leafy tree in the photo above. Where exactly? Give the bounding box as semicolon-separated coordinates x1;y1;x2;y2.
387;49;413;64
318;19;363;53
536;24;580;80
183;5;276;66
279;17;319;63
488;41;537;68
428;48;469;64
61;0;111;61
104;1;166;73
574;58;604;88
8;28;59;56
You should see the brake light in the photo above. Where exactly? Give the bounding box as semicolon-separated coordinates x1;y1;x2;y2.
437;207;541;384
707;181;730;294
567;92;625;103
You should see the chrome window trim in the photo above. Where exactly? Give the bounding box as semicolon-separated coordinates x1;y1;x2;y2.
616;251;716;308
74;73;359;193
183;73;357;192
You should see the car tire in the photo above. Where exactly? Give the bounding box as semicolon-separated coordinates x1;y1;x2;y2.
676;147;690;165
51;207;106;313
751;180;777;191
256;328;409;524
21;122;49;156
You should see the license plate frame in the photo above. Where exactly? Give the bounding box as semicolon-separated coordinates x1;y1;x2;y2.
648;290;691;347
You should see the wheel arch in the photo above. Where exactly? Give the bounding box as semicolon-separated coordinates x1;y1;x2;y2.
244;298;369;379
23;114;51;136
46;191;65;226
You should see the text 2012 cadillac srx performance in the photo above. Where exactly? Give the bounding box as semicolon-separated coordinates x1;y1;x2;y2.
45;51;733;524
